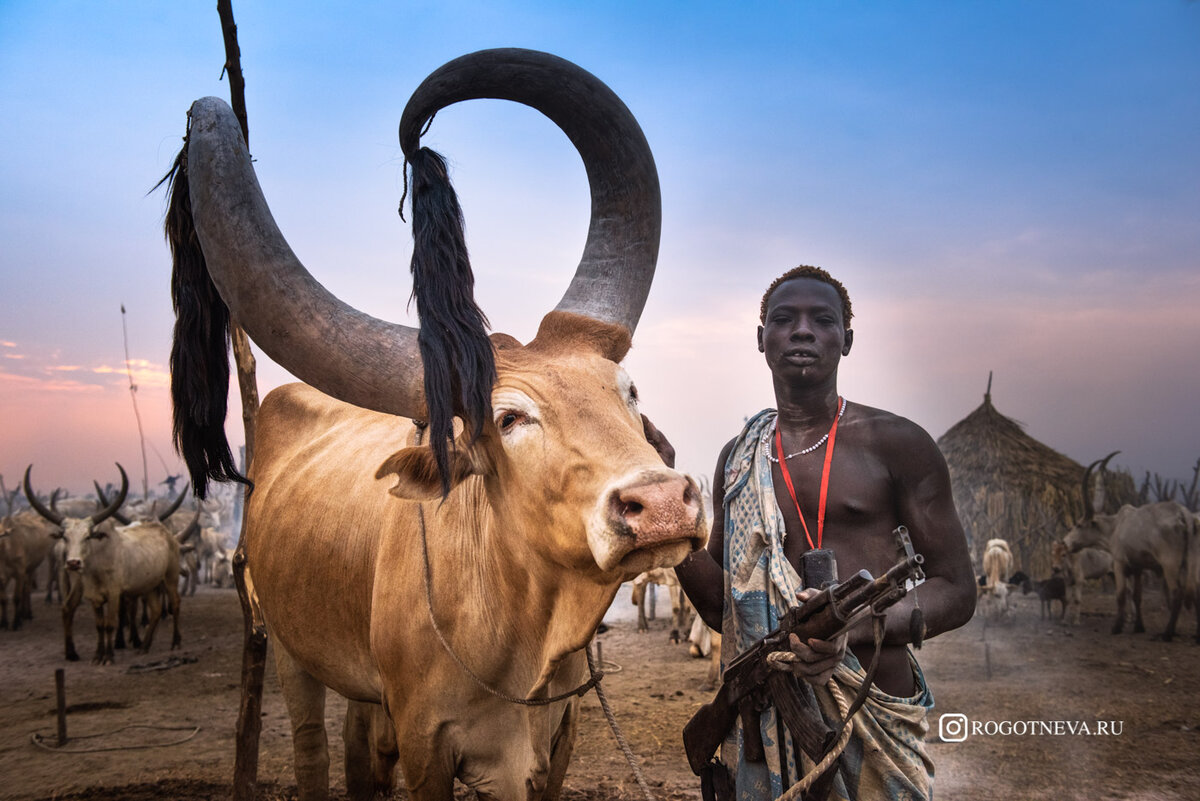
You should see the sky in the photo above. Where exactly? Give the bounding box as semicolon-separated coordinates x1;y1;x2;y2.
1;1;1198;500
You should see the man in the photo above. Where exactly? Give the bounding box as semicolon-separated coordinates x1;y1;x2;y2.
675;265;976;801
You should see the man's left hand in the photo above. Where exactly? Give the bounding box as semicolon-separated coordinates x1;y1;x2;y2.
641;414;676;468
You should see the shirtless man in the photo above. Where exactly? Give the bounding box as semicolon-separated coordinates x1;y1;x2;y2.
673;265;976;800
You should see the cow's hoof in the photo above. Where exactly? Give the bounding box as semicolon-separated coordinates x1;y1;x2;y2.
1133;624;1146;634
65;650;79;662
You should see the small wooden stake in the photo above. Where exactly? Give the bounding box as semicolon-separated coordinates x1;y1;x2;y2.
596;641;603;668
55;668;67;746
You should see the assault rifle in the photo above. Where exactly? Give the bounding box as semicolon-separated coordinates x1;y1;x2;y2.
682;527;925;801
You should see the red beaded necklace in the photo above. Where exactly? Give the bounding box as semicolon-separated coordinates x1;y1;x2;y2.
774;397;843;550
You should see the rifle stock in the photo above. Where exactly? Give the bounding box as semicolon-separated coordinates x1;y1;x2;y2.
681;543;925;782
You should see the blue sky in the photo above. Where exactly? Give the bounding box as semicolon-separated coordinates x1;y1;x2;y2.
1;1;1198;496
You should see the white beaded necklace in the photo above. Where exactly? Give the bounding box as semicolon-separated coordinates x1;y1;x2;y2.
764;396;847;463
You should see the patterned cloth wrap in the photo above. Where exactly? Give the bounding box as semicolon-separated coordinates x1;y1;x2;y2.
719;409;935;801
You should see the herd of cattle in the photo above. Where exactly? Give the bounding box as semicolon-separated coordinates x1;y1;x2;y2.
0;466;235;662
975;456;1200;643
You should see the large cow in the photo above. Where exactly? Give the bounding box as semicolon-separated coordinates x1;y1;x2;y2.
166;49;706;800
1064;455;1193;639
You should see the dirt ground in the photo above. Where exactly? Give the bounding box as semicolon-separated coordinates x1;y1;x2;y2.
1;580;1198;801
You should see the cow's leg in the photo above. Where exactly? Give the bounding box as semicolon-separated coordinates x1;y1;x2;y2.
62;579;81;661
1131;571;1146;634
1111;568;1128;634
1158;569;1183;642
11;572;27;630
139;590;164;653
166;581;182;650
92;600;115;665
647;582;657;621
21;568;35;620
1068;569;1083;625
45;557;59;605
0;589;8;630
343;701;397;801
118;595;141;650
274;643;331;801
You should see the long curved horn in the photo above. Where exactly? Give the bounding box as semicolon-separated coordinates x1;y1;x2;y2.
1094;450;1120;513
177;508;202;544
23;466;63;527
399;48;661;335
90;465;129;527
184;98;427;419
93;480;131;526
156;487;190;522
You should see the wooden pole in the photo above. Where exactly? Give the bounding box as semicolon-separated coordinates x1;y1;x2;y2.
215;3;268;799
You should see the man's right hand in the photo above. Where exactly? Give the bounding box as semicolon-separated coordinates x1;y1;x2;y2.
765;588;847;685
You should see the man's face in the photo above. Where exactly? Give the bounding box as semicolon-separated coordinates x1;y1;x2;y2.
757;277;853;384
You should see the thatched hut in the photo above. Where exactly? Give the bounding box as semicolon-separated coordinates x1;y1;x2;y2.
936;383;1134;579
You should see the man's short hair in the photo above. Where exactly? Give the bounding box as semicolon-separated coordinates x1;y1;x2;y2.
759;265;853;328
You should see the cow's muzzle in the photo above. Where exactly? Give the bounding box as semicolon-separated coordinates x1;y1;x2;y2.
609;474;702;547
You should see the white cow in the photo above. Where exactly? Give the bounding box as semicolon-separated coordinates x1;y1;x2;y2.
26;466;184;663
979;538;1014;619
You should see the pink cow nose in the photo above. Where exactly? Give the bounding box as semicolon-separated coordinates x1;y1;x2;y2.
611;475;701;546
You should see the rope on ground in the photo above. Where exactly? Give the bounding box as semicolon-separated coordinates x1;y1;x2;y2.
31;724;201;753
590;644;657;801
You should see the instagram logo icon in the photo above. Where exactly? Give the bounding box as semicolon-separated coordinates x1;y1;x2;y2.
939;713;969;742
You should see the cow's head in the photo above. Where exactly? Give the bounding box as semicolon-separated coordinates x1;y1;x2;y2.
24;464;128;571
376;311;706;576
1063;451;1119;553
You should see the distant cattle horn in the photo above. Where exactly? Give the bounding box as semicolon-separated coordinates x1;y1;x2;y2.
399;48;661;335
24;467;62;526
93;480;132;526
91;465;129;526
156;487;190;522
1079;451;1120;522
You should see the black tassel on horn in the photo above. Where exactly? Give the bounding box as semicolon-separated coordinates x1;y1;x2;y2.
407;147;496;496
159;140;251;500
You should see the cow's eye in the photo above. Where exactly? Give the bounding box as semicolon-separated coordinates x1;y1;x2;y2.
629;384;639;404
88;530;107;540
498;411;526;431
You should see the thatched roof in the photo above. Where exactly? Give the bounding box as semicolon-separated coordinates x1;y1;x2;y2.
936;387;1133;579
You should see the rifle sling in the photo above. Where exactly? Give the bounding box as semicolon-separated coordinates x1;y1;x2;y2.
831;614;888;744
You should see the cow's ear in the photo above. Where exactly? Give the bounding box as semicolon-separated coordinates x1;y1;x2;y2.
375;445;479;500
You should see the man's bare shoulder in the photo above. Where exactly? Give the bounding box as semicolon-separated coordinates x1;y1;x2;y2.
843;401;937;449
